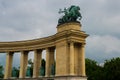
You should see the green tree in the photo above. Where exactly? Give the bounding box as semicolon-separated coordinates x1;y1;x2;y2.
85;57;120;80
103;57;120;80
85;58;103;80
0;64;4;78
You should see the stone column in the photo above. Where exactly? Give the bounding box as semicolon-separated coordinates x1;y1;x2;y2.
45;48;50;77
4;52;14;79
19;51;29;78
33;49;42;78
70;42;75;75
45;48;55;77
56;41;70;76
79;44;86;76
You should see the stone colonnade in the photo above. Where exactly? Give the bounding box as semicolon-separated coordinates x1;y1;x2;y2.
4;47;55;79
0;22;88;79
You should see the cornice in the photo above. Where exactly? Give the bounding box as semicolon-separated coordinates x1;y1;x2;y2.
0;22;88;52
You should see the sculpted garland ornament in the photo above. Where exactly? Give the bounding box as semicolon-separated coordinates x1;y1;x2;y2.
58;5;82;25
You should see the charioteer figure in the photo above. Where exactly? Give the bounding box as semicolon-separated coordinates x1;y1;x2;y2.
58;5;82;25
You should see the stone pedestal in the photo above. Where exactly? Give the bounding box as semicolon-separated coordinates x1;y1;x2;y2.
5;76;87;80
56;22;88;78
55;76;87;80
57;22;81;32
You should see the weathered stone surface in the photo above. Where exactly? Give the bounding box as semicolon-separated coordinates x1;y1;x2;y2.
0;22;88;79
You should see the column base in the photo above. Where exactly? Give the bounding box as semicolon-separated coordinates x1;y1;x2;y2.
55;76;87;80
4;76;87;80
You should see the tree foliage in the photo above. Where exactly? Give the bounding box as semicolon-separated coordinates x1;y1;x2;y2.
103;57;120;80
85;57;120;80
85;58;103;80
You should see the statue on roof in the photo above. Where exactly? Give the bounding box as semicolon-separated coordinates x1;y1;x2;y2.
58;5;82;25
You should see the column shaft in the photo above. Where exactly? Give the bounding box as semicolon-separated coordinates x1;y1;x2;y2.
19;51;29;78
79;44;86;76
4;52;14;79
56;42;70;76
81;44;86;76
33;49;42;78
70;42;75;75
45;48;50;77
45;48;55;77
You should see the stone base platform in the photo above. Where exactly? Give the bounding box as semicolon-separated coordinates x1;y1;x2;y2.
4;76;87;80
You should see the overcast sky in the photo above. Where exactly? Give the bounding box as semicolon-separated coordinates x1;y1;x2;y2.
0;0;120;67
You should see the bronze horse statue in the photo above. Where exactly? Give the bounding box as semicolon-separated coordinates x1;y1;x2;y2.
58;5;82;25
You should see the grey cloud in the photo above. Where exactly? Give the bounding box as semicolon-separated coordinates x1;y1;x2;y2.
86;35;120;63
0;0;120;64
80;0;120;38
